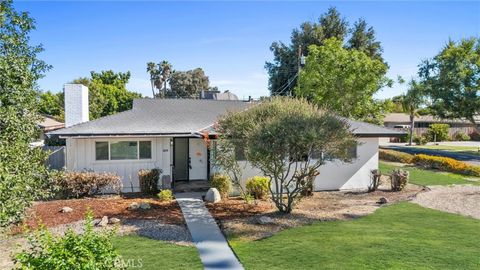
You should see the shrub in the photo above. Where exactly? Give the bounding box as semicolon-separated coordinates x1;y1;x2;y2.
14;211;124;269
210;174;232;198
157;189;173;202
468;131;480;141
56;171;122;198
413;134;428;145
413;154;480;177
138;168;161;195
246;176;270;199
379;149;414;164
453;131;471;141
369;170;381;192
390;169;409;191
426;123;450;142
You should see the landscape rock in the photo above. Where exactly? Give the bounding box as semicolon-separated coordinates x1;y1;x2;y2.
60;207;73;213
139;202;151;210
128;202;140;210
256;216;275;225
109;217;121;224
205;188;221;203
97;216;109;227
378;197;389;204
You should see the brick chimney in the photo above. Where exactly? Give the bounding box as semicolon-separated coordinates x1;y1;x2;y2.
64;84;89;127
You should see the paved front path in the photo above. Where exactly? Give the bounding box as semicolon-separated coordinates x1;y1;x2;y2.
176;192;244;270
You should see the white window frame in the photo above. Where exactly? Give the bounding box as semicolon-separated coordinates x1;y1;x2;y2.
94;139;153;162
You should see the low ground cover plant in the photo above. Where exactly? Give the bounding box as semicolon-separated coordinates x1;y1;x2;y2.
246;176;270;199
14;211;124;270
210;174;232;198
157;189;173;202
379;149;414;164
56;171;122;198
413;154;480;177
138;168;161;195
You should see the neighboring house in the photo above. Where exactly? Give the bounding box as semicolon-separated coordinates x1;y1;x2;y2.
31;115;65;147
200;90;240;101
384;113;480;137
50;84;403;193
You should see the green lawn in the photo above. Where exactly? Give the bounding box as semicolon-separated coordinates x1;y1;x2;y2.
113;235;202;270
230;203;480;270
380;161;480;186
413;145;480;156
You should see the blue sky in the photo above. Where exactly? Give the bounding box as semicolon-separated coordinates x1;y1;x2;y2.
16;1;480;99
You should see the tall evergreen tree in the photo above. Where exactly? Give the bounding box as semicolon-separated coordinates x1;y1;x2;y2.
0;0;54;226
266;7;384;97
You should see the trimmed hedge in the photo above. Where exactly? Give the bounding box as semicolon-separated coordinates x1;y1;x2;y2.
412;154;480;177
211;174;232;198
379;149;414;164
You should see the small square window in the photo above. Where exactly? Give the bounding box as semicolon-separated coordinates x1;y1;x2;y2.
95;142;109;160
139;141;152;159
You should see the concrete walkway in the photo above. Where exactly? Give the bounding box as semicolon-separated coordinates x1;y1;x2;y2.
176;192;244;270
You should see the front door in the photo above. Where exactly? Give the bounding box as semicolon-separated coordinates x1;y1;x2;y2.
189;139;208;180
173;138;189;181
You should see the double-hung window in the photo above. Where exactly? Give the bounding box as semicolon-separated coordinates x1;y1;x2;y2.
95;140;152;161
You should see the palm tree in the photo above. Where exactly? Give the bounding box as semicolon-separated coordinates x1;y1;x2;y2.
401;80;425;146
146;62;158;97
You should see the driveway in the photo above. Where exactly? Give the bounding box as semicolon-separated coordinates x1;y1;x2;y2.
381;145;480;166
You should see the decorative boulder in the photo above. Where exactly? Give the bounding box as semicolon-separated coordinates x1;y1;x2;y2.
60;207;73;213
97;216;109;227
256;216;275;225
139;202;151;210
128;202;140;210
205;188;221;203
109;217;121;224
378;197;389;204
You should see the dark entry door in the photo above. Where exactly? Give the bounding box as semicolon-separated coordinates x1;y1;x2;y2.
174;138;189;181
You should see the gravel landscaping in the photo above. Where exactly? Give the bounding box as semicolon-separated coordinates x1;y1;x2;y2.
413;185;480;219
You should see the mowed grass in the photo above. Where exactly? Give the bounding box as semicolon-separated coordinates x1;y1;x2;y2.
380;161;480;186
413;145;480;156
113;235;202;270
230;203;480;270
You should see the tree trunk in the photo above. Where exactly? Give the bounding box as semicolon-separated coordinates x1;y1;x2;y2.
468;117;480;134
408;113;415;146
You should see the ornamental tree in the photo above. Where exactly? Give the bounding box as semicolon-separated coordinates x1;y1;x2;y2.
217;97;356;213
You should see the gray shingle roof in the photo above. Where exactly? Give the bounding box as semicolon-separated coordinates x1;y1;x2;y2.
50;99;404;137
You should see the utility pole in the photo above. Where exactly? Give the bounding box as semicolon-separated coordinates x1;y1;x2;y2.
295;45;302;97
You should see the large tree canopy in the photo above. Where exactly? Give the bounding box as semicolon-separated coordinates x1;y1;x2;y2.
71;70;142;120
266;7;385;96
217;97;356;213
0;0;54;226
419;37;480;132
295;38;391;121
168;68;209;98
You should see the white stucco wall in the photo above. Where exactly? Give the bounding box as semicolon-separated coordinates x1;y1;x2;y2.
66;137;171;192
232;137;379;191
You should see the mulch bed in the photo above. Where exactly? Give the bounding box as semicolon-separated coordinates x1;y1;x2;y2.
206;197;274;221
12;196;184;234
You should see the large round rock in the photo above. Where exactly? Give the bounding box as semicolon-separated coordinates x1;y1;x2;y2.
205;188;221;203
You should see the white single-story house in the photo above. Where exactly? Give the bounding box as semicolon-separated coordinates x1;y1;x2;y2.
50;84;404;193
